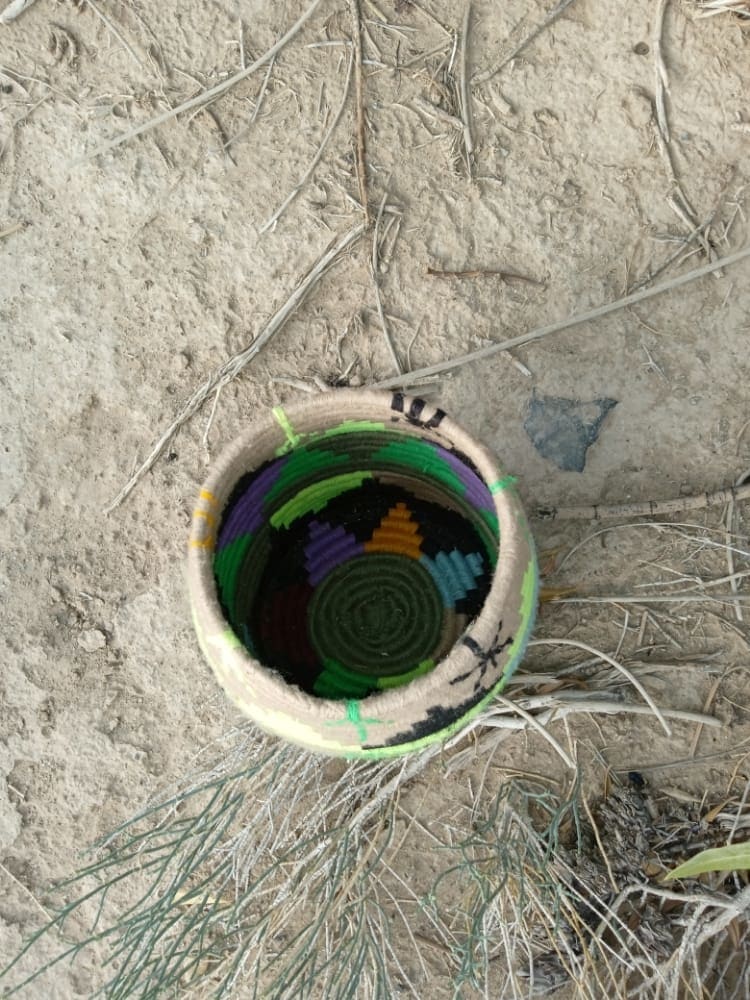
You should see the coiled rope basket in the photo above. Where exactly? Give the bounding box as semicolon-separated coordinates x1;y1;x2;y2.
188;390;538;758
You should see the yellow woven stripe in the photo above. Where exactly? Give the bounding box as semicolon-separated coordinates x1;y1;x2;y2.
189;537;215;549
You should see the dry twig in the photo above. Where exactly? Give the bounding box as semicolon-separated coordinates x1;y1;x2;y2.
427;266;542;284
653;0;671;143
82;0;145;70
0;0;38;23
224;55;276;149
627;193;727;293
349;0;370;224
373;243;750;388
106;223;366;511
723;469;749;622
535;481;750;522
0;221;23;239
412;95;463;131
371;190;402;373
645;3;716;269
458;2;474;175
260;45;354;234
528;638;673;736
472;0;577;85
82;0;326;159
0;862;54;923
694;0;750;17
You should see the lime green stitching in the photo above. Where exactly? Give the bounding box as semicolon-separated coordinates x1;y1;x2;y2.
325;700;382;743
347;700;365;741
272;406;302;452
489;475;518;494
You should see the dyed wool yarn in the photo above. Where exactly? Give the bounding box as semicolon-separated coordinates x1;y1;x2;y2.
214;430;497;700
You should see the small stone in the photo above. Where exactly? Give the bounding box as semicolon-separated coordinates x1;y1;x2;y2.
77;628;107;653
524;391;618;472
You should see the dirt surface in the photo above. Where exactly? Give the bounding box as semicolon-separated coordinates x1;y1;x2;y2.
1;0;749;996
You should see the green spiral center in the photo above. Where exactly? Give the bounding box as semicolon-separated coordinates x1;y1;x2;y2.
308;554;443;677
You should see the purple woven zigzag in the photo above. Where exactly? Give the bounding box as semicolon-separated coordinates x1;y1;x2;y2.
438;446;494;512
218;460;285;549
304;520;364;586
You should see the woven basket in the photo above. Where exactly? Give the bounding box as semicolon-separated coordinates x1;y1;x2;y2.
188;390;538;758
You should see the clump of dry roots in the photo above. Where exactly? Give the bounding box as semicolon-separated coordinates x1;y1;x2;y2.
486;777;750;998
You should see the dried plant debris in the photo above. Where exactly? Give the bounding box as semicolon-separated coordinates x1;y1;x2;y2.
0;728;448;1000
0;0;38;25
523;774;750;996
48;24;80;67
694;0;750;18
2;723;748;999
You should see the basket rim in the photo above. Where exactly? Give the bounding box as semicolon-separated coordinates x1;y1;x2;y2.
187;388;537;757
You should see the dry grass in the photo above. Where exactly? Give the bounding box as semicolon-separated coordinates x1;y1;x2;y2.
693;0;750;17
2;528;746;1000
3;710;748;999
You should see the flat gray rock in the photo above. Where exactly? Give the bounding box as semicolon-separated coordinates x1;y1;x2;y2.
524;392;618;472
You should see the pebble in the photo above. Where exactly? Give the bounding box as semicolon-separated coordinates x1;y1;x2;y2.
77;628;107;653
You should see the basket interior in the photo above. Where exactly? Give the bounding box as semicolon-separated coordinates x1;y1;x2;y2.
213;424;499;699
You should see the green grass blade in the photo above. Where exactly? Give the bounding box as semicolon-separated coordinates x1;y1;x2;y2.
664;841;750;880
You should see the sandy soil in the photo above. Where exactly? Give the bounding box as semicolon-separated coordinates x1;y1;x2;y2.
1;0;749;996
